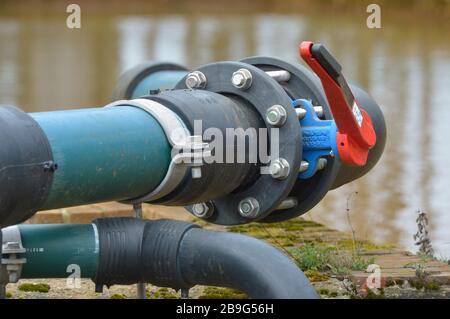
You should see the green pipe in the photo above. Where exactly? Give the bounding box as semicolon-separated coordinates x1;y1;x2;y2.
30;106;172;210
18;224;98;278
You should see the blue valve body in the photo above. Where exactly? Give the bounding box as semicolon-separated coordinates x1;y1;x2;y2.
294;99;339;179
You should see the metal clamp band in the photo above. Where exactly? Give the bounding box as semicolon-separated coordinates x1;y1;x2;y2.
1;226;26;284
105;98;190;147
104;99;210;203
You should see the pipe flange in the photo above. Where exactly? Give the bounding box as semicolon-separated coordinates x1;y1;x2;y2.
105;99;210;203
174;61;302;225
111;62;188;100
241;57;341;222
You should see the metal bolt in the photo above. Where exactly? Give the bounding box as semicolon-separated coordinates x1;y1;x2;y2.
266;105;287;127
317;158;328;170
275;197;298;210
313;106;324;118
295;107;307;119
299;160;309;173
185;71;207;89
238;197;260;218
192;202;214;218
231;68;252;90
266;70;291;82
269;158;290;180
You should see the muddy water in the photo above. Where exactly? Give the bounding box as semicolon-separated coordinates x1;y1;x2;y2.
1;3;450;256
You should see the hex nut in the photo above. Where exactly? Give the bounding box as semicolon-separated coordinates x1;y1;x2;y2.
238;197;260;218
192;202;214;218
269;158;290;180
185;71;207;89
231;68;253;90
266;104;287;127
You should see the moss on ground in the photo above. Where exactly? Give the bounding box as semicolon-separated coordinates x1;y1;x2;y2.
304;269;330;282
148;287;178;299
317;288;329;295
317;288;338;297
190;217;210;227
335;239;395;251
226;218;325;248
110;293;127;299
409;279;441;291
5;292;12;298
225;217;376;282
385;279;405;287
364;288;385;299
226;218;322;235
18;283;50;293
329;291;338;297
349;288;385;299
198;287;247;299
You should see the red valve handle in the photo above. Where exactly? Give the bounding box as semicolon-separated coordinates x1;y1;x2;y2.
299;41;376;166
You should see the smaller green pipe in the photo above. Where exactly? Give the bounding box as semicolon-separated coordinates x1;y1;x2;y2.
18;224;98;279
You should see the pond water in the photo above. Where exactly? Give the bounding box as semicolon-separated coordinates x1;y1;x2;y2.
1;2;450;257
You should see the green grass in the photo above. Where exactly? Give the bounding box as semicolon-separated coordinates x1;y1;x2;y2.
288;244;331;271
287;243;374;275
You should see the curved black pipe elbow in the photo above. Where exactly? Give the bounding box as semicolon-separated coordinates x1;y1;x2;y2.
93;218;318;299
178;228;318;299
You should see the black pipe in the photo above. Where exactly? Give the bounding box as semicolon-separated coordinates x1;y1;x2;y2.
92;218;318;299
178;228;318;299
147;89;265;206
0;106;55;228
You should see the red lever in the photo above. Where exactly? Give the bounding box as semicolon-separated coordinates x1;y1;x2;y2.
299;41;376;166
